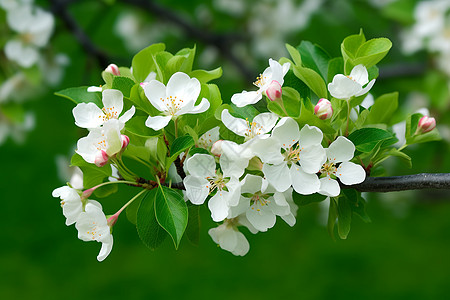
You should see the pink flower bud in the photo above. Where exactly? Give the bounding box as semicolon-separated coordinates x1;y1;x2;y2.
121;135;130;149
107;213;119;227
266;80;282;101
105;64;120;76
211;140;223;157
140;82;148;88
314;98;333;120
94;150;109;167
417;116;436;134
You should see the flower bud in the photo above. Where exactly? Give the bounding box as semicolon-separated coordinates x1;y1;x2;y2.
121;135;130;149
417;116;436;134
140;82;148;88
94;150;109;167
211;140;223;157
104;64;120;76
314;98;333;120
265;80;282;101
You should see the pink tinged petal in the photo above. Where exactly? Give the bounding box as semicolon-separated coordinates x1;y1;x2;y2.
326;136;355;163
104;64;120;76
328;74;362;100
241;174;263;194
319;176;340;197
272;117;300;149
253;112;278;134
349;64;369;86
336;162;366;185
232;231;250;256
290;165;320;195
94;150;109;167
185;153;216;178
231;90;262;107
102;89;124;116
143;80;168;112
298;144;326;174
72;103;104;129
263;162;292;192
167;72;201;102
221;109;248;136
265;80;282;101
208;192;230;222
355;79;376;97
145;115;172;131
121;135;130;149
298;124;323;148
183;175;210;205
119;106;135;124
250;137;284;164
97;234;113;262
246;203;276;232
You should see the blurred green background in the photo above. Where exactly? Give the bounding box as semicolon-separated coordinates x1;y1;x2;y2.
1;0;450;299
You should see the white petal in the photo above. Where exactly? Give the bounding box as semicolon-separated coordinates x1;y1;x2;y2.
220;141;252;178
298;124;323;148
250;137;284;164
328;74;362;100
119;106;135;124
197;126;220;149
6;5;32;32
182;97;210;115
246;203;276;232
266;58;284;85
336;162;366;185
143;80;168;112
282;62;291;77
281;213;296;227
231;90;262;107
231;231;250;256
185;153;216;178
228;196;250;218
5;40;39;68
223;177;241;207
319;176;340;197
253;112;278;134
87;86;102;92
221;109;248;136
270;192;291;216
290;165;320;195
355;79;376;97
298;144;326;174
262;162;292;192
326;136;355;163
183;175;210;205
271;117;299;149
145;115;172;131
102;89;124;116
72;103;104;129
167;72;201;103
104;120;122;156
208;192;230;222
97;235;113;262
240;174;263;194
349;64;369;86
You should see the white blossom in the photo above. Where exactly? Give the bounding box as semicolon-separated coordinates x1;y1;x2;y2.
328;64;375;100
221;109;278;141
208;222;249;256
52;186;83;226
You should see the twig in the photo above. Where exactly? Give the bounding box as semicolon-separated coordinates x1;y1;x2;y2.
341;173;450;192
378;63;426;80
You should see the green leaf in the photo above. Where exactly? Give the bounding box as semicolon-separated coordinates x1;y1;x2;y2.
297;41;330;81
293;65;327;99
327;198;338;240
327;57;344;84
341;30;366;70
176;46;196;73
166;135;195;169
342;189;371;223
337;196;352;239
353;38;392;69
154;185;188;248
286;43;302;66
347;128;394;153
283;70;310;99
190;67;222;83
405;113;441;145
131;43;166;82
137;190;168;250
55;87;102;106
366;92;398;125
126;193;144;225
293;192;327;206
70;153;112;191
186;204;201;246
111;76;136;98
281;87;301;118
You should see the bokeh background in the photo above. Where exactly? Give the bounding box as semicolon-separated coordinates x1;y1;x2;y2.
1;0;450;299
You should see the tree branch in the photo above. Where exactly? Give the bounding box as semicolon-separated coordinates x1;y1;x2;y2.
122;0;255;82
341;173;450;192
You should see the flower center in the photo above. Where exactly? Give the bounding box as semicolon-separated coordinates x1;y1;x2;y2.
284;145;304;164
205;173;228;193
86;221;103;240
253;74;267;88
96;135;107;151
160;95;184;116
101;106;118;121
321;161;337;176
244;118;264;140
250;192;270;212
20;33;33;44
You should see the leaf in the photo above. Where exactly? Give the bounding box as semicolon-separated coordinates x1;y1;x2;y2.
190;67;223;83
293;65;328;99
354;38;392;69
327;57;344;83
283;70;311;99
347;128;394;153
337;196;352;239
327;197;338;240
176;46;196;73
366;92;398;125
131;43;166;83
70;154;112;194
286;43;302;66
292;192;327;206
126;193;144;225
297;41;330;81
186;204;201;246
55;87;102;107
170;135;195;159
111;76;136;98
342;189;371;223
154;185;188;249
137;190;168;250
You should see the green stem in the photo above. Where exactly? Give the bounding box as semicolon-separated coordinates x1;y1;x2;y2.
398;144;408;151
107;189;148;227
112;157;137;179
82;180;139;198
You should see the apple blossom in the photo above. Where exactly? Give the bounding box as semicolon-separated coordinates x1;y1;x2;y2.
265;80;282;101
52;186;83;226
417;116;436;134
144;72;210;131
208;221;249;256
231;58;290;107
328;64;375;100
221;109;278;141
75;201;113;262
197;126;220;150
314;98;333;120
72;89;135;130
318;136;366;197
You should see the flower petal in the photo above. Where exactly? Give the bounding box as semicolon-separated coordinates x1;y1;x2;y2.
262;162;292;192
326;136;355;163
298;124;323;148
183;97;210;114
349;64;369;86
271;117;299;149
119;106;135;124
328;74;362;100
355;79;376;97
185;153;216;178
208;192;230;222
250;136;284;164
183;175;210;205
5;40;39;68
318;176;340;197
102;89;124;116
336;162;366;185
143;80;167;112
145;115;171;131
72;103;104;129
253;112;278;134
241;174;263;194
231;90;262;107
290;165;320;195
298;144;327;174
246;203;276;232
97;235;113;262
221;109;248;137
167;72;201;102
232;231;250;256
